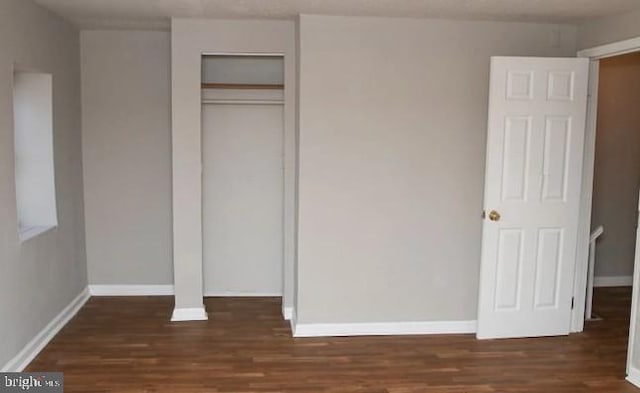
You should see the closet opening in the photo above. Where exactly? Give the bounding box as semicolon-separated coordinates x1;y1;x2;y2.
201;54;285;298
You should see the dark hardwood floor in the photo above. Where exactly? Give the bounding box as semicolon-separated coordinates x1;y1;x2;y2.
27;288;637;392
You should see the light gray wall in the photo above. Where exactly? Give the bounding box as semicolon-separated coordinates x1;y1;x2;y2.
577;9;640;50
591;52;640;278
171;19;297;313
202;96;284;295
0;0;86;368
202;56;284;85
296;15;577;324
80;30;173;285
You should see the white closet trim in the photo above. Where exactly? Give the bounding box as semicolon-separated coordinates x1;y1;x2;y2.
202;99;284;105
202;87;283;103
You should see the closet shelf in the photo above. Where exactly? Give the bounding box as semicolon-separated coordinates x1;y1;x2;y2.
201;83;284;90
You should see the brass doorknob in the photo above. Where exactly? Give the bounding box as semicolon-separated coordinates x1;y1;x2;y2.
488;210;501;221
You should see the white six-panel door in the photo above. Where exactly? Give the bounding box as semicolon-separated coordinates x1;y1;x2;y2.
477;57;589;339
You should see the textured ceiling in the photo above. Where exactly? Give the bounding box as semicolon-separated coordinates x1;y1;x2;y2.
34;0;640;30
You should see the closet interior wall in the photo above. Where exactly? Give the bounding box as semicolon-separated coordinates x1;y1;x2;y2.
200;55;286;297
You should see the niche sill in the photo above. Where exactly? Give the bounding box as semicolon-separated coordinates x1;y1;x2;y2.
19;225;56;243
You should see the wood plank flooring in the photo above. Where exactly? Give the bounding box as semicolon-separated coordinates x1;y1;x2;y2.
26;288;637;392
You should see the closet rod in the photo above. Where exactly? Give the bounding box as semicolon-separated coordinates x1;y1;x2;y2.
201;83;284;90
202;99;284;105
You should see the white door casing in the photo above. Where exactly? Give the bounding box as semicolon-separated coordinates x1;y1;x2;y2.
202;102;284;296
627;190;640;375
478;57;589;339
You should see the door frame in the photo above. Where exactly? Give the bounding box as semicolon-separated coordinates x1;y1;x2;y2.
200;50;293;302
628;192;640;383
571;36;640;333
571;36;640;384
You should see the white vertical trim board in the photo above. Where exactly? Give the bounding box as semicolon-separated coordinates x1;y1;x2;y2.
594;276;633;287
292;320;477;338
572;59;600;333
627;366;640;388
289;308;297;334
282;306;293;320
171;307;208;322
626;191;640;376
89;285;174;296
1;287;90;372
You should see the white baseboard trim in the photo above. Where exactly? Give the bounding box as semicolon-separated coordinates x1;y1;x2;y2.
283;306;293;320
1;287;90;372
290;308;297;334
594;276;633;287
89;285;174;296
204;291;282;297
171;306;208;322
292;320;477;338
627;366;640;388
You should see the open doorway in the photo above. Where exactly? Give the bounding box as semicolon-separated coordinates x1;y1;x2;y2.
575;38;640;385
586;52;640;325
200;55;285;297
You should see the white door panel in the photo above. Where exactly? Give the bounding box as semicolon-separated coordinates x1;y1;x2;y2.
202;104;283;296
478;57;589;339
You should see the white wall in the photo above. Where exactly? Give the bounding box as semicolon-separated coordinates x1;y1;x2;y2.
577;9;640;50
295;15;577;324
591;52;640;279
80;30;173;285
0;0;86;368
202;95;284;295
171;19;297;315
